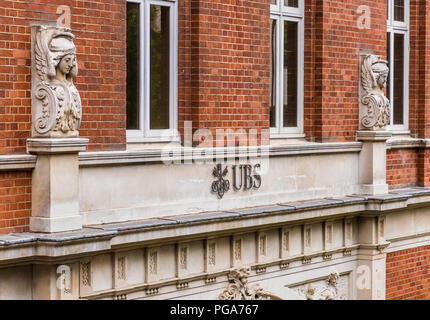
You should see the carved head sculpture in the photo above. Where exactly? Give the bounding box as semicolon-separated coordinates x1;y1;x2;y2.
49;32;78;81
361;54;389;93
371;59;389;90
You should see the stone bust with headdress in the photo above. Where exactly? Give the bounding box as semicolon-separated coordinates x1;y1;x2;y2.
360;54;391;130
31;25;82;137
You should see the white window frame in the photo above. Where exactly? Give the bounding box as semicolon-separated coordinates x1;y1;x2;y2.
270;1;304;138
387;0;409;133
126;0;179;143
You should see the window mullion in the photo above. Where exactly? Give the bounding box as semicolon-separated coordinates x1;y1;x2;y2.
390;31;394;127
278;16;284;132
144;0;150;137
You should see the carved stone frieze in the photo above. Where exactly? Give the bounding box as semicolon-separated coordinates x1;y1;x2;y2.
31;25;82;138
218;267;282;300
292;271;349;300
359;54;390;130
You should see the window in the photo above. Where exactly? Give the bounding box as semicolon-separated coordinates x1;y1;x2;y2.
270;0;304;137
387;0;409;131
127;0;178;142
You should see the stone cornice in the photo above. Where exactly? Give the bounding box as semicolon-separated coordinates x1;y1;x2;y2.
79;142;363;167
2;138;430;171
27;138;89;155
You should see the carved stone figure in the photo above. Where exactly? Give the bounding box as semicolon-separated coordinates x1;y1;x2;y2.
360;54;390;130
304;271;340;300
218;267;282;300
31;25;82;137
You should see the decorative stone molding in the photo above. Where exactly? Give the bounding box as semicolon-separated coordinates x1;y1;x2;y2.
27;138;89;155
205;277;216;284
218;267;282;300
31;25;82;138
359;54;390;130
81;261;92;287
176;282;189;290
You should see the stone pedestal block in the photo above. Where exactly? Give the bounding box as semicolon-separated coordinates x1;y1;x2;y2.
357;131;392;196
27;138;88;233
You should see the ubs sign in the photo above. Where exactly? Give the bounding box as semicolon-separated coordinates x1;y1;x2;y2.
211;164;262;199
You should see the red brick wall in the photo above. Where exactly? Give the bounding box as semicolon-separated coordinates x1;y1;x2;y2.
189;0;270;146
386;245;430;300
0;171;31;235
387;149;419;187
409;1;430;186
304;0;387;142
0;0;126;153
409;0;430;139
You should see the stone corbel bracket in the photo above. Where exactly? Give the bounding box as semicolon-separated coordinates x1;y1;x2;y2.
359;54;390;131
31;24;82;138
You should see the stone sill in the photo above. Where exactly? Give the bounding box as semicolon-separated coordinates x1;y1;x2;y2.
0;155;37;171
386;136;430;149
1;187;430;265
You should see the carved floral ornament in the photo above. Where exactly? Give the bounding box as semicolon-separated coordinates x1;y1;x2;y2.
32;25;82;137
218;267;282;300
219;267;343;301
360;54;390;130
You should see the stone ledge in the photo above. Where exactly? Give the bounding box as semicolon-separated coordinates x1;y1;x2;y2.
27;138;89;155
0;187;428;263
79;142;363;167
0;155;37;171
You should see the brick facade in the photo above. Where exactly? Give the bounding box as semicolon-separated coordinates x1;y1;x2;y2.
0;0;126;153
0;171;31;234
188;0;270;146
304;0;387;142
386;245;430;300
387;149;419;187
0;1;428;236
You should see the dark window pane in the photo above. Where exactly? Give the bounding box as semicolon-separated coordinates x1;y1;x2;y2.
270;19;277;128
283;21;298;128
285;0;298;8
386;32;390;105
150;5;170;130
271;0;277;4
393;33;404;125
126;2;140;130
394;0;404;22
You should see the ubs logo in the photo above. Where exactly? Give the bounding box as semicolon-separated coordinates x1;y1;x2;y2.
211;164;262;199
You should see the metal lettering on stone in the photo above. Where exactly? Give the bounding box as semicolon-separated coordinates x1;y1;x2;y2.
211;164;262;199
32;25;82;138
359;54;390;130
211;164;230;199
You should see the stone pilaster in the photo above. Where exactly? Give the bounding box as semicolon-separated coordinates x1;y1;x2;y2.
357;130;392;195
27;138;88;233
356;214;389;300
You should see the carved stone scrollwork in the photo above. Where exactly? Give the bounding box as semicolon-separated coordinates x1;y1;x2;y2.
218;267;282;300
32;25;82;138
359;54;390;130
